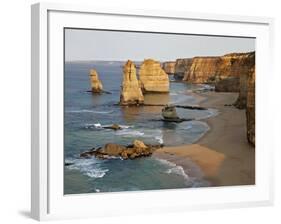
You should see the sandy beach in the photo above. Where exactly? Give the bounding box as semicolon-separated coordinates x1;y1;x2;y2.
154;91;255;187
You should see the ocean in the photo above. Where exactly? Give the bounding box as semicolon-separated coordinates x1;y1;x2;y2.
64;61;216;194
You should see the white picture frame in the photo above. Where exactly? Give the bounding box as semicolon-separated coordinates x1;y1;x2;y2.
31;2;274;221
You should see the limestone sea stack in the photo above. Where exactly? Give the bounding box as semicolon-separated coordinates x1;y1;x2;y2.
89;69;103;93
139;59;169;93
174;58;193;80
246;68;255;146
120;60;144;105
162;61;176;75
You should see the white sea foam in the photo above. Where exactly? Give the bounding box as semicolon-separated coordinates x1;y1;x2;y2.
183;124;192;130
94;123;102;128
166;166;189;180
155;136;163;144
65;158;109;179
156;158;189;180
190;121;210;143
85;123;133;130
118;125;134;129
115;130;145;137
169;92;178;96
116;128;163;144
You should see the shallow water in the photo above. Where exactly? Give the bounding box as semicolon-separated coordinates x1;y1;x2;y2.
64;61;215;194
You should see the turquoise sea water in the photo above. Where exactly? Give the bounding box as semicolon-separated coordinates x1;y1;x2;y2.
64;61;216;194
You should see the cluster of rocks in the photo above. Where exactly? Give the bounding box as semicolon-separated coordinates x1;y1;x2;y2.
88;51;255;148
120;59;169;105
80;140;163;160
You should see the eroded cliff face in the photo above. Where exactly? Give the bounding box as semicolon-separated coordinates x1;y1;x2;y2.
233;52;255;108
162;61;176;75
246;68;255;146
183;52;255;85
215;77;240;92
120;60;144;105
174;58;192;80
89;69;103;93
139;59;169;93
183;57;221;83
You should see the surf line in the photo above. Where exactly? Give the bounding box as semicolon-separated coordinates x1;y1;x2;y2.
114;103;207;110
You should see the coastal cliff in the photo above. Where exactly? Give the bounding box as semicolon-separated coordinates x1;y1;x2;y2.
162;61;176;75
120;60;144;105
215;77;240;92
183;57;221;83
246;68;255;146
233;52;255;108
89;69;103;93
139;59;169;93
174;58;192;80
182;52;255;84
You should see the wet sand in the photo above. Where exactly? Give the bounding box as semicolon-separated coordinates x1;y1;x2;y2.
154;91;255;186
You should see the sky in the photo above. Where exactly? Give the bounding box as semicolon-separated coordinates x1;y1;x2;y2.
65;28;255;62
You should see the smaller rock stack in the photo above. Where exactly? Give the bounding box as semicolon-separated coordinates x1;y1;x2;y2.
162;61;176;75
89;69;103;93
120;60;144;105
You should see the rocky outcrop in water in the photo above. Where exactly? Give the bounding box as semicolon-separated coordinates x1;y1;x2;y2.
174;58;193;80
120;60;144;105
246;68;255;146
80;140;163;160
139;59;169;93
89;69;103;93
162;105;179;120
162;61;176;75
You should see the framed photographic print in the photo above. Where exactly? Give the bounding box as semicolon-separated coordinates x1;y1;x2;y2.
31;2;274;221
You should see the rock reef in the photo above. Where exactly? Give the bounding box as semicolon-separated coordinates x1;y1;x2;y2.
120;60;144;105
162;61;176;75
80;140;163;160
89;69;103;93
139;59;169;93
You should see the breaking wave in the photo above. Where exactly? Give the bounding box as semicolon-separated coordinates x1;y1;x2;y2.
65;158;109;178
156;158;189;180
